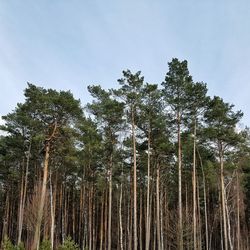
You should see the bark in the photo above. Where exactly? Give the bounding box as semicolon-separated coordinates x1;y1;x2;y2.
32;122;57;250
2;191;10;242
100;192;104;250
145;128;151;250
219;142;228;250
139;188;143;250
236;169;240;250
132;107;137;250
198;149;209;250
18;142;31;245
108;155;113;250
49;171;55;249
177;111;183;250
193;120;197;250
156;163;161;250
32;142;50;250
119;183;124;250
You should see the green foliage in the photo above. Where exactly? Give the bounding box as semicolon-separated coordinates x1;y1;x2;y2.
58;237;79;250
162;58;192;113
15;242;25;250
39;240;51;250
1;236;15;250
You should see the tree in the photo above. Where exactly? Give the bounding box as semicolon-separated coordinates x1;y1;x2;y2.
162;58;192;250
88;85;124;250
17;84;82;250
115;70;144;250
204;96;243;250
185;81;208;249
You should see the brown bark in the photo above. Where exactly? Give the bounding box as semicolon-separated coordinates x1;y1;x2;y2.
145;128;151;250
108;155;113;250
32;121;57;250
219;142;228;250
18;141;31;245
132;107;137;250
156;163;161;250
177;111;183;250
193;120;197;250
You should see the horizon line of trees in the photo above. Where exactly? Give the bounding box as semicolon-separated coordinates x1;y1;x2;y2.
0;58;250;250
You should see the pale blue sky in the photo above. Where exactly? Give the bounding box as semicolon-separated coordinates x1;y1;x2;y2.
0;0;250;125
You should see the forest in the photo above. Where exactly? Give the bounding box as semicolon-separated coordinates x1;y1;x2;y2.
0;58;249;250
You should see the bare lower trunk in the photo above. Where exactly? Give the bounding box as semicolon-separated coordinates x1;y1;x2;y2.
236;169;240;250
225;193;233;250
108;157;112;250
139;189;143;250
156;163;161;250
18;142;31;245
2;191;10;242
119;183;124;250
219;144;228;250
100;192;104;250
177;111;183;250
146;129;151;250
32;142;50;250
132;108;137;250
49;171;55;250
198;149;209;250
193;120;197;250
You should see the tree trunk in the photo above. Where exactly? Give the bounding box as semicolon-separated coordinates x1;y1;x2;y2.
100;191;104;250
32;141;50;250
108;155;113;250
49;171;55;249
236;169;240;250
193;120;197;250
119;183;124;250
145;128;151;250
132;107;137;250
219;143;228;250
156;163;161;250
18;141;31;245
198;149;209;250
177;111;183;250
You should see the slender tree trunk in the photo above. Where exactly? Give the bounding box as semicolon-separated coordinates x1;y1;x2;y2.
32;141;50;250
139;188;143;250
145;128;151;250
198;149;209;250
108;155;113;250
119;183;124;250
156;163;161;250
197;177;202;250
185;184;189;250
219;143;228;250
100;192;104;250
129;172;133;250
18;142;31;245
225;193;233;250
49;171;55;250
32;122;57;250
17;161;24;244
160;188;164;250
177;111;183;250
236;169;240;250
2;191;10;242
193;120;197;250
89;182;93;250
132;108;137;250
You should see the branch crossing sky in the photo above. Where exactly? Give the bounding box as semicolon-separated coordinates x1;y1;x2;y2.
0;0;250;125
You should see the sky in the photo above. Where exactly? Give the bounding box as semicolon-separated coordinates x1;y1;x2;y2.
0;0;250;125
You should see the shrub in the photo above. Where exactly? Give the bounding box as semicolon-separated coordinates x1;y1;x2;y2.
58;237;79;250
39;240;51;250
